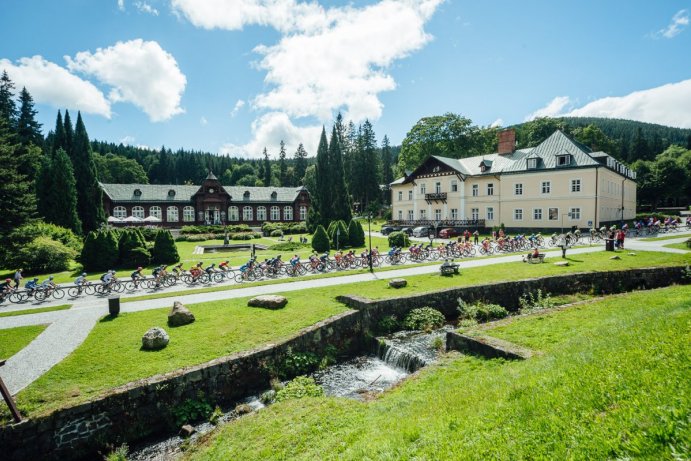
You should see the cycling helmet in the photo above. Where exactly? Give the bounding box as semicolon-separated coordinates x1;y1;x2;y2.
33;277;39;281
137;266;143;270
48;275;54;280
82;273;87;277
5;278;11;283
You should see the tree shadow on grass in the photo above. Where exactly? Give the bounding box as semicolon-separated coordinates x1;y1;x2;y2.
565;257;583;263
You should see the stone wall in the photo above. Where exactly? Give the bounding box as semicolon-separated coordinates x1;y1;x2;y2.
1;266;687;460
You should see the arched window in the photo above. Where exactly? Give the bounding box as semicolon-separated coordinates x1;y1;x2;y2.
299;206;307;221
270;206;280;221
132;206;145;219
113;206;127;219
228;206;239;221
283;206;293;221
149;206;162;219
167;206;179;222
257;206;267;221
243;206;253;221
183;206;195;222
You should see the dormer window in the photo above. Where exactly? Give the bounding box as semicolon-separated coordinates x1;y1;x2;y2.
479;159;492;173
271;191;277;201
527;158;538;169
133;189;142;198
243;191;250;200
167;189;176;197
556;154;571;167
480;164;487;173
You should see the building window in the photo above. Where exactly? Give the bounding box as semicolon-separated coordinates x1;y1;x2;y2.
533;208;543;220
527;158;538;169
243;191;251;200
557;154;571;166
487;183;494;196
398;210;403;220
515;183;523;195
149;206;162;219
514;209;523;220
270;191;277;201
113;206;126;219
299;206;307;221
183;206;195;222
571;179;581;192
451;180;458;192
243;206;253;221
408;190;413;200
132;206;145;219
570;208;581;220
284;206;293;221
549;208;558;220
435;182;441;194
398;191;403;201
487;207;494;221
270;206;280;221
472;184;478;196
541;181;551;194
450;208;458;220
420;184;426;195
420;209;426;220
257;206;267;221
407;210;414;220
471;208;479;220
167;206;179;222
434;209;441;221
228;206;239;221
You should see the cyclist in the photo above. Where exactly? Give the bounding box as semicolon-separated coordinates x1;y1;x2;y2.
219;260;231;272
13;268;23;288
74;272;88;288
131;267;145;287
290;254;300;267
25;277;39;294
1;278;13;295
204;263;216;278
172;263;185;277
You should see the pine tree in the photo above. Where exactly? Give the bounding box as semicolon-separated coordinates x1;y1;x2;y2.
0;70;18;130
294;143;308;185
263;147;272;186
350;121;381;213
63;109;74;158
152;230;180;264
278;140;288;186
311;225;330;252
315;127;331;225
52;110;68;154
72;112;106;233
328;126;352;223
46;148;82;234
17;87;43;148
347;219;365;247
381;135;393;186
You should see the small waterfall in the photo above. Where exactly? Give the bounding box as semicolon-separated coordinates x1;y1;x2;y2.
376;327;451;373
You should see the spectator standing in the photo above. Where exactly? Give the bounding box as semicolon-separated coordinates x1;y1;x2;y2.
13;269;23;288
473;230;479;245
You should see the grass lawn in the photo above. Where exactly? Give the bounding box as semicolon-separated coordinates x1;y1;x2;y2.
664;242;691;251
0;325;48;361
184;285;691;460
640;233;691;241
0;304;71;318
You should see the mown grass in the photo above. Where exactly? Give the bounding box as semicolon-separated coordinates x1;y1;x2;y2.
0;325;48;360
184;285;691;460
10;290;347;418
0;304;71;318
664;241;691;251
640;232;691;241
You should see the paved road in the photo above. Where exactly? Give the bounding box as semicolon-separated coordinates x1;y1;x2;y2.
0;233;688;395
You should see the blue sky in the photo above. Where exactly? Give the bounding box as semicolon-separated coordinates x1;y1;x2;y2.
1;1;689;158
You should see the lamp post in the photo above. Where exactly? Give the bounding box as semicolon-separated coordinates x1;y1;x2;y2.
367;213;373;273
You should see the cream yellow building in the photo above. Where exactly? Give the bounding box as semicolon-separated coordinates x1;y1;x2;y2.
390;130;636;231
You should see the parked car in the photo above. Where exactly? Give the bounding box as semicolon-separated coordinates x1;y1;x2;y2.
400;227;414;236
438;228;461;238
381;226;396;236
412;226;432;238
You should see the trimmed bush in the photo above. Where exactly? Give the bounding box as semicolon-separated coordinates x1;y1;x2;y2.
458;299;509;322
330;220;349;249
127;247;152;267
12;237;77;273
403;307;445;331
152;230;180;265
118;230;151;267
311;225;330;252
347;220;365;247
81;230;119;272
388;231;410;248
270;229;283;237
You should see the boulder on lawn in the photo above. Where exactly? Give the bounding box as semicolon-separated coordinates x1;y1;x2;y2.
179;424;195;438
168;301;195;327
142;327;169;350
610;255;621;260
389;278;407;288
248;295;288;309
553;261;569;267
235;403;254;415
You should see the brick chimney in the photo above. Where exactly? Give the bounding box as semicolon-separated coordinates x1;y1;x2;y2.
497;128;516;155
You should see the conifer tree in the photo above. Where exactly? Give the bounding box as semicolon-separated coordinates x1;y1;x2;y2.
17;87;42;148
311;224;330;252
314;127;331;225
293;143;308;185
347;219;365;247
381;135;393;190
351;121;381;213
278;140;288;186
52;110;68;154
63;109;74;158
0;70;18;129
72;112;105;233
328;126;352;223
263;147;272;186
152;230;180;264
39;148;82;234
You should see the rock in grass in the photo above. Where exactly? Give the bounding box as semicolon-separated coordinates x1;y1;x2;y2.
168;301;195;327
389;278;407;288
610;255;621;260
142;327;169;350
553;261;569;267
235;404;253;415
248;295;288;309
179;424;195;438
628;252;637;256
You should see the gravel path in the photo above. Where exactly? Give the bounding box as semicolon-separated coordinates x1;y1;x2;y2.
0;233;687;395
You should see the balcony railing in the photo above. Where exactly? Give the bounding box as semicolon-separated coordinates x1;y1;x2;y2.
387;219;485;228
425;192;447;202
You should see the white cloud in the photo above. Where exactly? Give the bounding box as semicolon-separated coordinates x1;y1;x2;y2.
564;79;691;128
66;39;186;122
524;96;572;121
654;9;689;39
200;116;208;125
0;56;112;117
230;99;245;117
119;135;136;144
118;0;125;11
135;1;159;15
174;0;442;155
220;112;322;158
490;118;504;128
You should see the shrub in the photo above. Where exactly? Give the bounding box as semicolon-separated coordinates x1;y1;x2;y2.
348;219;365;247
403;307;445;331
378;315;400;334
81;230;119;271
274;376;324;403
138;227;159;242
11;237;77;273
311;225;330;252
518;289;555;313
171;397;213;426
8;221;82;252
458;299;508;322
231;232;259;240
270;229;283;237
281;350;320;378
330;220;349;249
118;230;151;268
152;230;179;264
388;231;410;248
105;444;129;461
269;242;309;251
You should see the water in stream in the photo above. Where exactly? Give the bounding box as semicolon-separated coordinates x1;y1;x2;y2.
128;326;449;460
